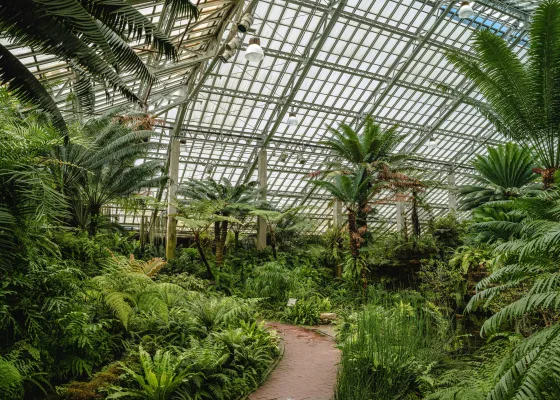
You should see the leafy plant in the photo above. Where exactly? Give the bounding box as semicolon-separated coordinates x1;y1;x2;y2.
178;179;262;266
458;143;539;210
281;296;331;326
445;0;560;188
108;347;191;400
335;304;449;400
0;0;198;137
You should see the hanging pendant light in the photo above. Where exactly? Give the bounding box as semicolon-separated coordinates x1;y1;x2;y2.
458;1;474;19
427;135;439;149
245;37;264;63
237;13;254;33
287;111;299;126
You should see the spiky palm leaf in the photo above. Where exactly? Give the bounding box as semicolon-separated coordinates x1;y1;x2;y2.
458;143;540;210
320;115;409;171
51;109;167;234
0;0;198;136
311;168;373;212
0;44;68;138
445;0;560;184
178;178;262;264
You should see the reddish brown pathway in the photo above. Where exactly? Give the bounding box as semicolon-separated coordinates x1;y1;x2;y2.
249;322;339;400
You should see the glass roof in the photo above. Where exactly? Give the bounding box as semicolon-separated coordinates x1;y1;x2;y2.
4;0;542;232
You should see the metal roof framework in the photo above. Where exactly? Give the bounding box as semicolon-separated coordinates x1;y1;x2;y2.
4;0;543;232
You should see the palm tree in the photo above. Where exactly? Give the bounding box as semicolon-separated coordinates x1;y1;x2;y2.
249;207;304;260
52;110;167;235
318;115;413;235
178;179;262;267
445;0;560;188
0;0;198;139
457;143;540;210
311;168;374;290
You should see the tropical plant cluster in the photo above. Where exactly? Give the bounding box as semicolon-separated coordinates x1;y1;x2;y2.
5;0;560;399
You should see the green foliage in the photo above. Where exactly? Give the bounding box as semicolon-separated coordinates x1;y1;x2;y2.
0;357;24;399
56;110;166;235
419;259;465;311
445;0;560;185
458;143;540;210
335;303;450;400
424;334;521;400
108;347;191;400
0;0;198;135
281;296;331;326
320;115;409;170
244;262;296;305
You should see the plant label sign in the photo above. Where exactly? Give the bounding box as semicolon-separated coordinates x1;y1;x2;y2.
287;298;297;307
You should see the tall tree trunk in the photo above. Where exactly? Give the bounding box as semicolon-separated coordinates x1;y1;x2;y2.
194;232;213;280
234;230;240;248
411;191;421;239
213;221;220;255
357;208;369;245
348;211;366;293
215;220;228;267
270;229;277;260
347;211;359;259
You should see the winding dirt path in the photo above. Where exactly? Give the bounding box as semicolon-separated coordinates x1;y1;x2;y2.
249;322;339;400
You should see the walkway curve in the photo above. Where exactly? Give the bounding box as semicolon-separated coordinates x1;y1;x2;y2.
249;322;339;400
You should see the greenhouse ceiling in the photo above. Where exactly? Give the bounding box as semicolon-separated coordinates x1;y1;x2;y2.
7;0;542;232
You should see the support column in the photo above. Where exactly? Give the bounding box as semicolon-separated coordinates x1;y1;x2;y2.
448;171;457;212
396;201;405;232
256;148;267;250
333;198;343;228
165;104;187;260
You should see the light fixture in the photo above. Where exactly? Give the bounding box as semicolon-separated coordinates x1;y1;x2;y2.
427;135;439;149
220;37;242;63
297;154;306;164
179;138;186;145
205;163;215;175
287;110;299;127
245;37;264;63
279;152;288;162
237;13;254;33
226;36;242;51
458;1;474;19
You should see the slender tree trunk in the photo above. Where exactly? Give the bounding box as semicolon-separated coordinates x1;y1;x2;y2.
270;229;277;260
411;192;421;239
234;230;239;248
347;211;359;259
348;211;366;293
194;232;213;280
357;208;369;245
215;220;228;267
213;221;220;254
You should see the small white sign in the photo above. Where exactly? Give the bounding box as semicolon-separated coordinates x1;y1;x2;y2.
287;298;297;307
